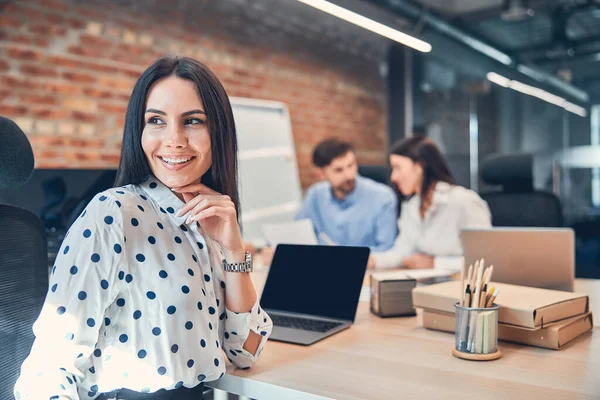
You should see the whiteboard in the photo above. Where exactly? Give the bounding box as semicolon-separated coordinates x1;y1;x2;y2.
231;97;303;246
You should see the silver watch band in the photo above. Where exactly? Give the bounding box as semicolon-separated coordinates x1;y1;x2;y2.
222;251;253;273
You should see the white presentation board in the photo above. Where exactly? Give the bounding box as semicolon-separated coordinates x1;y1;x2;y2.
230;97;303;246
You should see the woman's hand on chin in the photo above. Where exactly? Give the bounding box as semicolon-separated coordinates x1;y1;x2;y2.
173;183;245;260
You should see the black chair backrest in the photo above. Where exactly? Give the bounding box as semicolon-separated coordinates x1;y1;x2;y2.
480;191;563;227
358;164;391;186
0;205;48;398
480;153;563;227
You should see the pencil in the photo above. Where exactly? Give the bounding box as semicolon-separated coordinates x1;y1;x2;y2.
460;260;465;306
465;285;471;307
471;261;484;308
479;283;488;308
470;260;479;301
485;286;496;307
486;288;500;308
485;265;494;286
464;265;473;306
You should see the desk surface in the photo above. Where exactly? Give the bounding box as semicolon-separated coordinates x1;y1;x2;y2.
207;274;600;400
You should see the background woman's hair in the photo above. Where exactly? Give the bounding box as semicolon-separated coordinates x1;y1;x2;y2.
390;135;455;207
114;55;240;222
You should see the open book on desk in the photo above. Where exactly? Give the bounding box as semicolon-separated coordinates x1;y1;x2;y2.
371;269;456;286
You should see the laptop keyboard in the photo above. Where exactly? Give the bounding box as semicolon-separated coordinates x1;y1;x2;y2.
270;314;343;333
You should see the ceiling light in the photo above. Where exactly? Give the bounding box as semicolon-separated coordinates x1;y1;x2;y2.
487;72;587;117
295;0;432;53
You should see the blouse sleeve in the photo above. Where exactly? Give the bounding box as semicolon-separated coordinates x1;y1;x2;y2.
221;297;273;369
14;193;125;400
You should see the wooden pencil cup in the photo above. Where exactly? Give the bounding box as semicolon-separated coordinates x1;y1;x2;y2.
452;302;502;361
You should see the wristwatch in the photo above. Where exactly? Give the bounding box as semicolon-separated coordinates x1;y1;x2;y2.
222;251;253;273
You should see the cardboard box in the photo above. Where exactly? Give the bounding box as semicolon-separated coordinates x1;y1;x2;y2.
413;280;589;329
422;309;594;350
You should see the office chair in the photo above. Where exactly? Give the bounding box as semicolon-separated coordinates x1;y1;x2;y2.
479;153;563;227
0;205;48;399
358;164;391;186
358;164;401;216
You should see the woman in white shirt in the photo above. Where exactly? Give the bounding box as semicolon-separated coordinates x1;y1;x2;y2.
370;136;491;271
14;56;272;399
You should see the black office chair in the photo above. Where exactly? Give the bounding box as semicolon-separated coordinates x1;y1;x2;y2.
358;164;391;186
0;205;48;399
479;154;563;227
358;164;402;217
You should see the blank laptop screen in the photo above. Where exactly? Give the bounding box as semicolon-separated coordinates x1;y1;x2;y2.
260;244;370;322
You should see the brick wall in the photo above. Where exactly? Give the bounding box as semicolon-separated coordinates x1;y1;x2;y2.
0;0;388;189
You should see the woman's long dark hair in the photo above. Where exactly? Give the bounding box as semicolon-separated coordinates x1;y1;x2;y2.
114;56;240;222
390;135;456;210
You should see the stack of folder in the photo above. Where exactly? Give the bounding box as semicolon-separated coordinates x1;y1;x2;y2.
412;281;593;350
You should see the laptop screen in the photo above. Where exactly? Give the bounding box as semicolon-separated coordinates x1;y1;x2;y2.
260;244;370;322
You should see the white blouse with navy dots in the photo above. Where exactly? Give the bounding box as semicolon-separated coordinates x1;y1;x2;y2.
14;177;273;399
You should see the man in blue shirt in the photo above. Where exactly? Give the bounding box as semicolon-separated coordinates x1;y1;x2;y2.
296;138;398;251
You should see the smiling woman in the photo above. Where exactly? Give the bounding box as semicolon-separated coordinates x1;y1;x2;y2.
14;56;272;400
141;78;213;189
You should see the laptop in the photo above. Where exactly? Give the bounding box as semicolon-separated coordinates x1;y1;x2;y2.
261;244;370;345
462;228;575;292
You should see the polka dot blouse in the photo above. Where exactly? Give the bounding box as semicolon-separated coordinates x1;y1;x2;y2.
14;178;272;399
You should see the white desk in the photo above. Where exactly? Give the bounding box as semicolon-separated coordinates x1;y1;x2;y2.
207;273;600;400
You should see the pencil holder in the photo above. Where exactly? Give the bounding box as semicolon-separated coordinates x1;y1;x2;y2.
452;302;502;361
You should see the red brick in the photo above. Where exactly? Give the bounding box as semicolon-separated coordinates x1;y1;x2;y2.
0;105;27;116
20;64;58;78
82;62;120;74
6;47;44;61
98;76;133;91
122;69;143;79
31;108;69;119
83;88;114;99
35;150;60;160
22;7;46;21
40;0;69;13
20;95;56;106
64;18;86;29
71;111;98;123
100;154;120;164
46;13;64;25
46;138;66;147
0;60;9;71
30;24;52;36
1;75;27;88
80;34;113;48
77;7;104;20
117;93;130;102
0;16;22;28
69;138;104;148
42;82;81;96
34;38;50;47
68;46;104;58
9;34;32;45
63;71;96;84
99;103;127;114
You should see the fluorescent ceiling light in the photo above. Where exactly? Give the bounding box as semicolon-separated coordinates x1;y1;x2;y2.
295;0;432;53
487;72;587;117
487;72;510;88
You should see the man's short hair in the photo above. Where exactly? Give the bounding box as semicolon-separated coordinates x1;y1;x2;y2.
312;138;354;168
